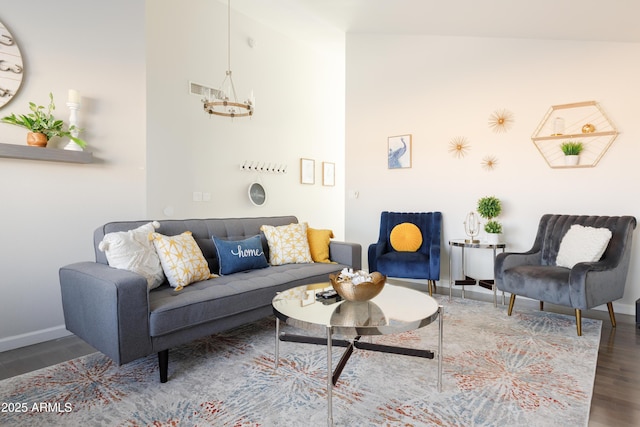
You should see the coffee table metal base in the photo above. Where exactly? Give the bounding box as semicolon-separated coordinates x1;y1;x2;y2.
274;305;443;427
277;331;435;385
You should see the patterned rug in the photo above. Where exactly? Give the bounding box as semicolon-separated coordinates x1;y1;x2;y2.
0;295;601;427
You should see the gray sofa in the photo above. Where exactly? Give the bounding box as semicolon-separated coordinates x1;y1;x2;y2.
59;216;361;382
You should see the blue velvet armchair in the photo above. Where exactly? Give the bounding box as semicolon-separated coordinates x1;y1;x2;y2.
368;211;442;295
495;214;637;336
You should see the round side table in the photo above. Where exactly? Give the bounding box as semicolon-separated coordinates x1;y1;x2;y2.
448;239;506;307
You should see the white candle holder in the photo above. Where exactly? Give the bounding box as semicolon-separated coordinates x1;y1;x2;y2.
64;101;82;151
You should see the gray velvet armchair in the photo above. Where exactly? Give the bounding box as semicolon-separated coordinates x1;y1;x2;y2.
495;214;637;336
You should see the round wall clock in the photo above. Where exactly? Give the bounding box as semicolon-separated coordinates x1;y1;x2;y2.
0;20;24;109
248;182;266;206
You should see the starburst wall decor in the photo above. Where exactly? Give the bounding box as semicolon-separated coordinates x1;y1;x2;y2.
482;155;498;171
488;109;514;133
448;136;470;158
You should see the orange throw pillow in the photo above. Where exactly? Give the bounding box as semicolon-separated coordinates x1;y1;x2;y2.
307;227;334;263
390;222;423;252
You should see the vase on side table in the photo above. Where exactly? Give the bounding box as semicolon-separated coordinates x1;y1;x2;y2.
486;233;502;245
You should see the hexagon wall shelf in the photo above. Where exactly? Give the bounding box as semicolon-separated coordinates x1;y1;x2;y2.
531;101;618;168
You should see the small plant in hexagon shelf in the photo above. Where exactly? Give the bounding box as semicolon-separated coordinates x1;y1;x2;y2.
477;196;502;235
560;141;584;156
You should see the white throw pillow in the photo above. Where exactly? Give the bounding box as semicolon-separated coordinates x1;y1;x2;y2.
555;224;612;268
98;221;165;289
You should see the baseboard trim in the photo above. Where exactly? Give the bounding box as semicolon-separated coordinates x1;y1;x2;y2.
0;325;71;352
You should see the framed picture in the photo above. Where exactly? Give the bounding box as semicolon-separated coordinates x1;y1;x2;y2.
322;162;335;186
388;134;412;169
300;158;315;184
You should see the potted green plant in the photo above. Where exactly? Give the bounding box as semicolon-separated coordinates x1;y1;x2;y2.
560;141;583;166
484;220;503;234
1;93;86;148
477;196;502;243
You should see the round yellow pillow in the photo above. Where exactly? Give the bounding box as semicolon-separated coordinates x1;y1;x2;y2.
390;222;423;252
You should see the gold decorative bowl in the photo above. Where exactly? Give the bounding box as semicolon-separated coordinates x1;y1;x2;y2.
329;271;386;302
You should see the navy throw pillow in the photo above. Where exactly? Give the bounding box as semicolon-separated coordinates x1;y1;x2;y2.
212;235;269;275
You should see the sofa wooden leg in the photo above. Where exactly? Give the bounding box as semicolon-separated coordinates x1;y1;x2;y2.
508;294;516;316
539;301;544;311
158;350;169;383
607;302;617;328
575;309;582;336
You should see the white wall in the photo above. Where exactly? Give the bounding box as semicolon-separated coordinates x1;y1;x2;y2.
0;0;345;351
0;0;147;350
146;0;346;236
345;34;640;314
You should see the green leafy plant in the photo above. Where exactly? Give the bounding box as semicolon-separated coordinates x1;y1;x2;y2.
477;196;502;220
484;220;503;234
477;196;503;234
1;93;86;148
560;141;583;156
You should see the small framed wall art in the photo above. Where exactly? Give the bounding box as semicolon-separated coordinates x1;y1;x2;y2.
388;134;412;169
322;162;335;186
300;158;315;184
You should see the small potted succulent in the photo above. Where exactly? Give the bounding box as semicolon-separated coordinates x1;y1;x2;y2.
560;141;583;166
477;196;503;244
1;93;86;148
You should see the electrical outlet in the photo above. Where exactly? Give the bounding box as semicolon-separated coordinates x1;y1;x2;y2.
193;191;202;202
202;192;211;202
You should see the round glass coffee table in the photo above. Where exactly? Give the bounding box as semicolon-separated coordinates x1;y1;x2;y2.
272;282;443;426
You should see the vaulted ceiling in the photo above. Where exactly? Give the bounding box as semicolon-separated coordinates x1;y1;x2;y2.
230;0;640;43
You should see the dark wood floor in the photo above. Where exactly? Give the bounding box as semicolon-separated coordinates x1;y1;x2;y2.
1;291;638;426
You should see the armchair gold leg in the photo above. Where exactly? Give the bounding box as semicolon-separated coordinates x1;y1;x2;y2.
507;294;516;316
607;302;617;328
427;280;433;296
575;309;582;336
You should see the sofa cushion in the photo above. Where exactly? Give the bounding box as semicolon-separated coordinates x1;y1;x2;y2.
212;235;269;275
151;231;216;290
376;251;430;278
98;221;165;290
503;265;572;305
556;224;612;268
307;227;334;263
261;222;313;265
147;262;347;337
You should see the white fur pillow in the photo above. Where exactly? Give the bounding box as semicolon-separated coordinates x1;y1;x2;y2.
556;224;612;268
99;221;165;289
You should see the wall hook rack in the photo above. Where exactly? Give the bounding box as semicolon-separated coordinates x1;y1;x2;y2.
240;161;287;174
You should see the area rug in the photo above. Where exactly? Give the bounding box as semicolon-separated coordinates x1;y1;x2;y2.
0;295;601;427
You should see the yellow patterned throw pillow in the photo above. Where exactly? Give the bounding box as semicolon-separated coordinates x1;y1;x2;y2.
307;227;334;263
150;231;215;291
390;222;423;252
261;222;313;266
